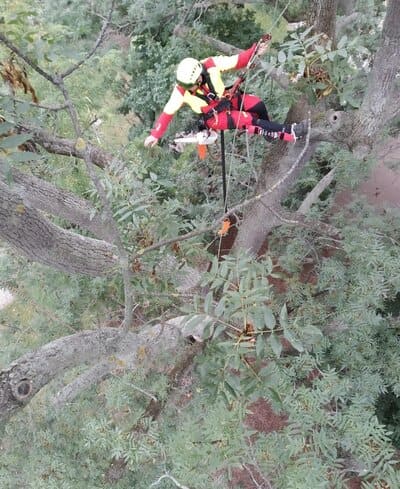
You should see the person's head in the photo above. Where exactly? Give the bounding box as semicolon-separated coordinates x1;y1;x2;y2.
176;57;203;90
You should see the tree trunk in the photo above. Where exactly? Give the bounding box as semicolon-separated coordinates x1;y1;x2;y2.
232;0;400;254
233;141;319;254
0;180;118;276
309;0;339;42
352;0;400;149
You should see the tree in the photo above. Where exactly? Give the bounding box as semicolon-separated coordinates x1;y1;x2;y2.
0;1;399;487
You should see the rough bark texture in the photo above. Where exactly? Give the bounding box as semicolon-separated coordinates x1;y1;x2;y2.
309;0;339;42
0;328;135;423
0;161;112;241
233;103;347;254
0;320;188;423
17;124;116;169
0;180;118;276
352;0;400;148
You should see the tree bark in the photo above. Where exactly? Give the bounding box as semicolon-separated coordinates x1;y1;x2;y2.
17;124;116;169
0;328;136;423
0;180;118;276
0;318;193;423
0;161;112;241
352;0;400;149
309;0;339;42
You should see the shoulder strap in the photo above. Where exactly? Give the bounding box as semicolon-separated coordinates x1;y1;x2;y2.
190;66;218;104
201;67;217;98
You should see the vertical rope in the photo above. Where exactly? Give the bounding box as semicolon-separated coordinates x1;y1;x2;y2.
220;130;228;213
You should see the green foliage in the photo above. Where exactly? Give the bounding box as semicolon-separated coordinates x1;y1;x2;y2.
1;1;400;488
376;388;400;448
0;252;114;365
41;0;102;41
277;28;367;106
200;5;264;48
122;36;188;125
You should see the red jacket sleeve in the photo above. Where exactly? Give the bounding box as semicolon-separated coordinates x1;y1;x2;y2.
150;85;185;139
151;112;174;139
235;43;258;69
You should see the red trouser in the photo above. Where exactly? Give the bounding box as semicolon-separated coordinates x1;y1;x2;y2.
203;93;286;134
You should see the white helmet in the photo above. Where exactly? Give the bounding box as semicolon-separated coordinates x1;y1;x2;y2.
176;57;202;87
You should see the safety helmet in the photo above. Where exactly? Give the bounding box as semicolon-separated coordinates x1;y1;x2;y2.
176;57;203;88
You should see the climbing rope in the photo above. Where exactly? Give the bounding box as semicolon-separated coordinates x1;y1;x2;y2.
216;0;292;244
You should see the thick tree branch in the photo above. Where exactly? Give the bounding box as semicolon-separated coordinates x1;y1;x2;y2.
0;160;113;241
310;0;339;42
384;88;400;123
0;180;118;276
51;361;117;410
17;123;115;169
0;328;136;423
353;0;400;144
1;316;203;423
6;26;136;326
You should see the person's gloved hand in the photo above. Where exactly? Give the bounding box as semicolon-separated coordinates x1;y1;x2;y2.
144;135;159;147
257;33;272;56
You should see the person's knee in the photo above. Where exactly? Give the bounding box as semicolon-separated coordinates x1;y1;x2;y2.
251;101;269;121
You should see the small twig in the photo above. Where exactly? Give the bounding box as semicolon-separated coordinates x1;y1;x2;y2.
133;225;215;258
259;201;340;237
131;384;158;402
242;464;264;489
149;473;191;489
60;0;116;79
243;441;275;489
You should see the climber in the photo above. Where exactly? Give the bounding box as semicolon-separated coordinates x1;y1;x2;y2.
144;36;308;148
